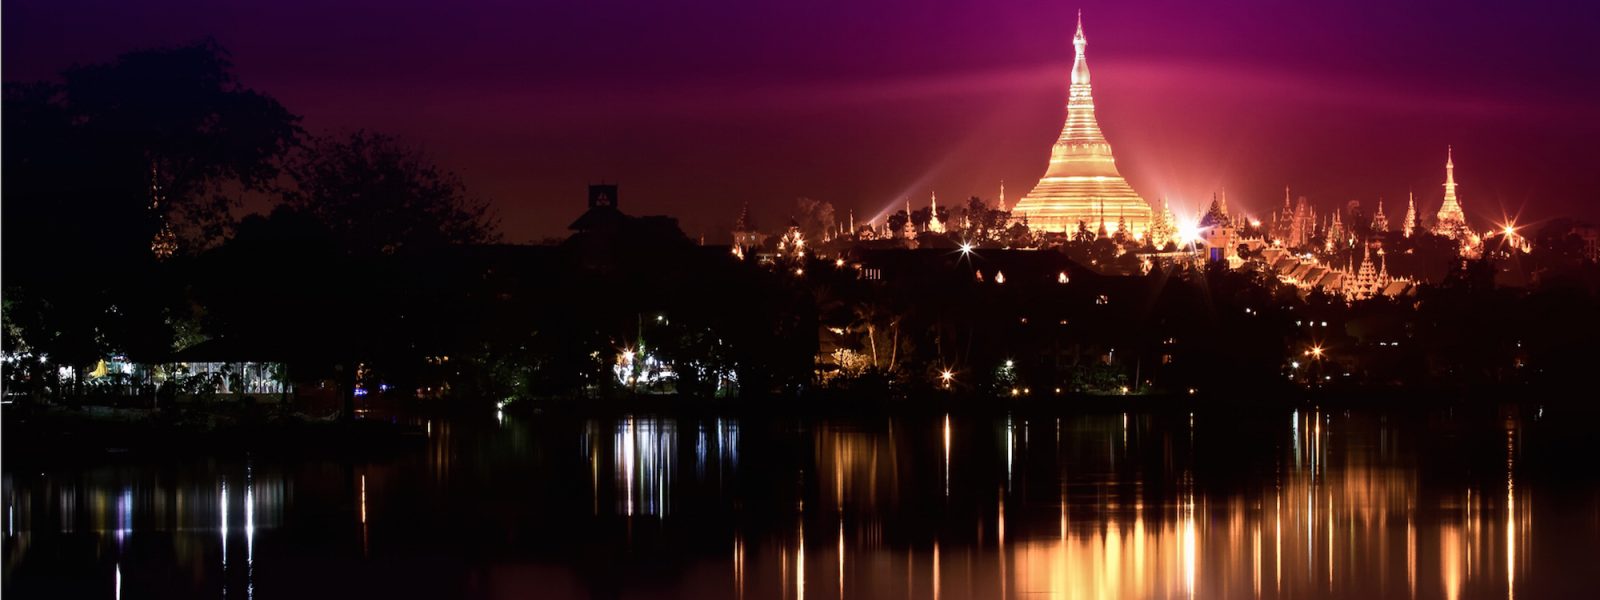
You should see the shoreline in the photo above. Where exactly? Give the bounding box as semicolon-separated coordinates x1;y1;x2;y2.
4;384;1583;463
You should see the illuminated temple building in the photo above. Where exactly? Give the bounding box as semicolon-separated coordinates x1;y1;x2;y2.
1011;12;1153;237
1433;146;1468;238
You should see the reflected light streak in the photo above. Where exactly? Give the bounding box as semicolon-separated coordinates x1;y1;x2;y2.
942;415;951;498
220;479;229;568
797;518;805;600
838;519;845;600
360;474;370;557
613;417;677;517
733;535;745;600
115;488;132;546
1184;494;1197;600
1408;514;1416;599
1506;430;1516;600
1253;524;1261;598
1442;524;1462;600
998;494;1005;546
246;465;255;600
1005;416;1014;489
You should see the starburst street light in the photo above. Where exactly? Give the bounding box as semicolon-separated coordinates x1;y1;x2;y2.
959;241;975;256
939;369;954;388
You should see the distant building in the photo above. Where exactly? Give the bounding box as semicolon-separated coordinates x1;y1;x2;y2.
1325;210;1345;252
1011;13;1153;236
1401;191;1418;238
1197;193;1236;263
566;184;691;269
1433;146;1468;238
1340;245;1411;301
732;202;760;259
1288;195;1317;249
1370;199;1389;233
927;192;946;234
1270;187;1296;245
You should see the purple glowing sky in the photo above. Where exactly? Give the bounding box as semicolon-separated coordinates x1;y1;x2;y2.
7;0;1598;240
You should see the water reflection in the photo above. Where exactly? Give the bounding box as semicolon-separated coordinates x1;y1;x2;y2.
611;417;676;517
0;407;1586;599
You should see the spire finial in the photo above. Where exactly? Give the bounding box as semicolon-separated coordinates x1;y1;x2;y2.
1072;9;1089;69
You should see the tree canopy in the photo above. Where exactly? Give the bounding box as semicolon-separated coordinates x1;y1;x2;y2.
286;131;498;255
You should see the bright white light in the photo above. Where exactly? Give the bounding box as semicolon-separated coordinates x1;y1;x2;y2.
1177;220;1202;245
959;242;974;255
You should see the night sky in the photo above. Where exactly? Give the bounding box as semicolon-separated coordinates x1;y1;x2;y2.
7;0;1598;241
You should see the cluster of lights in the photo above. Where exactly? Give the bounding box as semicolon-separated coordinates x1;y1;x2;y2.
615;347;675;386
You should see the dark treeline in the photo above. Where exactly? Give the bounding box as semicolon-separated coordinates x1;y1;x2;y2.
5;42;1600;412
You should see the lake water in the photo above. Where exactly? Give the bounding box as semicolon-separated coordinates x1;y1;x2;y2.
5;404;1598;599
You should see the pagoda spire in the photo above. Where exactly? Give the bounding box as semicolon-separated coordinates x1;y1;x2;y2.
1011;11;1152;236
998;180;1006;212
1433;146;1467;238
1073;9;1087;84
1403;190;1417;238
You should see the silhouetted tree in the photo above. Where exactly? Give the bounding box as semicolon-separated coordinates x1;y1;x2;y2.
286;131;498;255
3;40;299;384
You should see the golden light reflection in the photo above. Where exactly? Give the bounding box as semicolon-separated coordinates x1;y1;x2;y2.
999;412;1538;600
815;424;891;513
1184;493;1197;600
838;518;846;600
1443;524;1463;600
943;415;951;498
797;517;806;600
733;534;745;600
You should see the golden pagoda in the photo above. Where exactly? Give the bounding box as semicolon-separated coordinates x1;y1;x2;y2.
1432;146;1467;238
1012;11;1152;236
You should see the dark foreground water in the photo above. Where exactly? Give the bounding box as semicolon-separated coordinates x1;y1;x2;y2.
5;404;1599;599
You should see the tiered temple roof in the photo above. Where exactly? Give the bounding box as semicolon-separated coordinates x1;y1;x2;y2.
1012;12;1153;237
